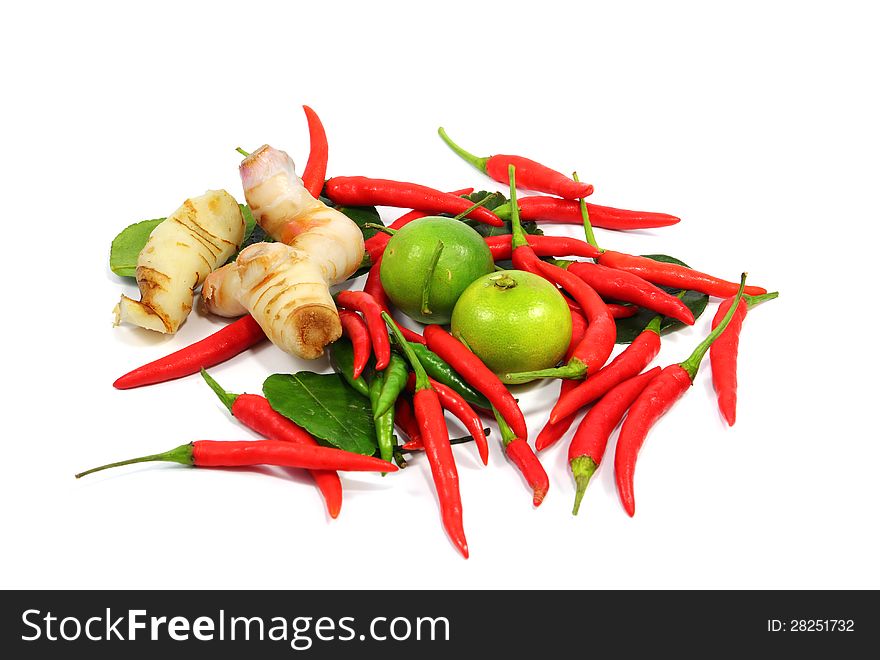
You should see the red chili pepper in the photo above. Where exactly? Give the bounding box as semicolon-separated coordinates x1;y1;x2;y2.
615;275;748;516
710;291;779;426
607;303;638;319
394;397;421;444
437;127;593;200
300;105;328;199
113;315;266;389
565;260;695;326
550;315;664;424
423;325;528;441
335;291;391;370
200;370;343;518
406;373;489;466
534;310;587;451
362;188;474;264
75;439;396;479
598;250;767;298
362;258;426;346
568;367;662;515
338;310;371;379
325;176;502;227
484;234;601;261
384;313;468;558
504;166;616;383
495;196;681;230
493;406;549;506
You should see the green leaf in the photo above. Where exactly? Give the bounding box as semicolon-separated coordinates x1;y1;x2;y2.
263;372;378;455
240;204;257;243
109;218;164;277
461;191;543;238
613;254;709;344
109;203;258;278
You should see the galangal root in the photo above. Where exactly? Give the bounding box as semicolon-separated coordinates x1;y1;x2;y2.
203;145;364;359
115;190;245;333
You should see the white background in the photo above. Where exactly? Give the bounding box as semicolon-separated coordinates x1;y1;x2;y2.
2;0;878;589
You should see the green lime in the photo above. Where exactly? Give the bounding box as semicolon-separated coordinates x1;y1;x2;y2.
451;270;572;384
380;217;495;324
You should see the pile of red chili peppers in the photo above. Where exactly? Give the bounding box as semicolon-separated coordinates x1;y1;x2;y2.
97;107;778;558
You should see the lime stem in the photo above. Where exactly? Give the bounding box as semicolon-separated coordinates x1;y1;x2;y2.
437;127;490;172
679;273;747;380
420;240;445;316
235;147;251;157
75;443;194;479
200;369;239;413
574;171;600;251
571;456;598;515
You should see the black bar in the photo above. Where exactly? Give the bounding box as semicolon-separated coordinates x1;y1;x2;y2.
1;590;875;657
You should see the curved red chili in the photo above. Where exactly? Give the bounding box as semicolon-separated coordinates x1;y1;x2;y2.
567;260;695;326
336;291;391;370
550;316;663;424
325;176;502;226
300;105;328;199
568;367;662;515
503;166;615;383
710;291;779;426
598;250;767;298
534;309;586;452
438;127;593;200
615;275;748;516
394;396;421;445
607;303;638;319
362;188;474;264
493;406;549;506
338;310;371;379
484;234;602;261
361;258;426;346
406;373;489;466
384;313;468;558
113;315;266;389
76;439;397;479
495;196;681;230
423;325;528;441
200;370;343;518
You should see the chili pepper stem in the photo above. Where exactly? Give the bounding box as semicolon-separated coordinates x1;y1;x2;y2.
382;312;430;390
235;147;251;158
363;223;396;236
200;369;239;413
570;456;598;516
75;444;194;479
680;273;747;380
451;195;495;221
744;291;779;308
505;358;588;384
507;165;528;249
573;171;600;250
420;241;445;316
491;405;516;448
437;127;490;172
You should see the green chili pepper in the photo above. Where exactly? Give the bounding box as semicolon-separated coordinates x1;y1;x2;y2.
369;370;396;467
408;342;491;409
328;339;370;397
373;354;409;419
